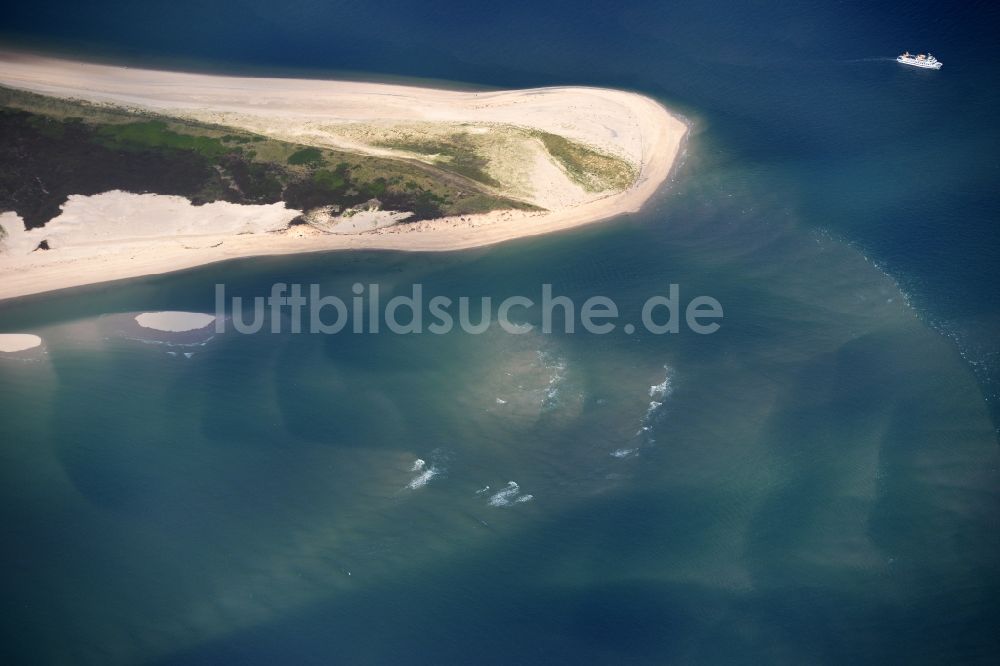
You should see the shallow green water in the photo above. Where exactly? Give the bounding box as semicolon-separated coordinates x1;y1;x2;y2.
1;136;997;663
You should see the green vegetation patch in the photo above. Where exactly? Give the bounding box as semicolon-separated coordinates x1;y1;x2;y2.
96;120;232;159
0;86;535;230
0;108;221;227
375;122;636;196
375;134;499;187
220;134;263;144
287;147;325;166
531;130;637;193
313;166;347;190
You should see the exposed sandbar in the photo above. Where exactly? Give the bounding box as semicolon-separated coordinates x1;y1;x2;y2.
0;333;43;352
134;312;216;332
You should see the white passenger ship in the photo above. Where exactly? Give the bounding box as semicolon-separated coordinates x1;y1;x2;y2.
897;52;942;69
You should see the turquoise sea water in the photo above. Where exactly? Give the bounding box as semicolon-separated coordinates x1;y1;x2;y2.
1;1;999;663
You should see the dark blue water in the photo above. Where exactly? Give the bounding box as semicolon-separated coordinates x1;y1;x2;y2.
2;1;999;664
5;0;999;406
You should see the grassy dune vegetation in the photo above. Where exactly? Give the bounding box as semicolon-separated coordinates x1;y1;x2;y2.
0;87;535;229
369;122;637;196
529;130;637;193
374;132;500;187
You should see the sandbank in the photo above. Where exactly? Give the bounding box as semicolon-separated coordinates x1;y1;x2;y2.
134;312;216;332
0;333;43;352
0;52;688;300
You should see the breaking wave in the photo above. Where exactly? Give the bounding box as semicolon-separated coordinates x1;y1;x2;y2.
641;365;674;433
406;466;438;490
613;365;675;457
403;450;451;491
487;481;533;507
538;351;567;411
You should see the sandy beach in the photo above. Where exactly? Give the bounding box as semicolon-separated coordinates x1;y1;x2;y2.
0;53;687;300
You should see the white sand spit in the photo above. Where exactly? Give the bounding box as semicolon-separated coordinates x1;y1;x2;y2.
0;52;687;300
135;312;216;332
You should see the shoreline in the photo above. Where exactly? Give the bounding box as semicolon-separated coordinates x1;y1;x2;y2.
0;52;688;301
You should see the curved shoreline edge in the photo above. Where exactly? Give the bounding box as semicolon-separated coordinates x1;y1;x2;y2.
0;53;688;302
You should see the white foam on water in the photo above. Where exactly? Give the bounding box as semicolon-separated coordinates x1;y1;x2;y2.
123;334;217;348
538;351;568;411
495;398;507;405
614;365;675;457
643;366;674;420
506;322;533;334
406;465;438;490
475;485;490;495
410;458;426;472
649;366;673;400
488;481;521;507
514;494;534;504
